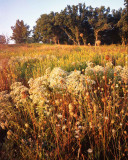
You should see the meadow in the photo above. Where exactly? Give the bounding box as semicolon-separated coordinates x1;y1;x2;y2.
0;44;127;160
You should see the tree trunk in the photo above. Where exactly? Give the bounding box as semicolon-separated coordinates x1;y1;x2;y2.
95;31;98;41
55;39;57;44
95;31;99;46
58;39;60;44
61;27;77;45
122;37;125;46
75;27;80;45
83;38;86;45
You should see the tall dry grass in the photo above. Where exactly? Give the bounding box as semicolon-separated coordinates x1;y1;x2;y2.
0;44;127;160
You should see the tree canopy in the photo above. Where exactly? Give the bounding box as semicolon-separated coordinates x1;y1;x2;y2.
11;20;31;44
33;3;127;45
33;12;68;44
0;34;10;44
0;35;6;44
10;1;127;45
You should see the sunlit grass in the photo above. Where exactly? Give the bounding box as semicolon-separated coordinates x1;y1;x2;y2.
0;44;127;89
0;44;127;160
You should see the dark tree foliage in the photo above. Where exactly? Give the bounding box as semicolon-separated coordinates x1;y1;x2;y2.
0;35;6;44
11;20;31;44
55;3;90;45
32;3;127;45
0;34;9;44
124;0;128;9
87;6;111;43
33;12;68;44
117;7;128;45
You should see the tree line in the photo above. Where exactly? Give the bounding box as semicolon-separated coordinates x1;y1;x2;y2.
1;1;127;45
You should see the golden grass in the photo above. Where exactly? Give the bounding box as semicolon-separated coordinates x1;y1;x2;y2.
0;44;127;160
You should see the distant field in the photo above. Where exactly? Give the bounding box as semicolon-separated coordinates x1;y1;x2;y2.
0;44;127;160
0;44;127;90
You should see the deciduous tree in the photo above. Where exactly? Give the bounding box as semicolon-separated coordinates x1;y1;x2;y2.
0;34;10;44
55;3;93;45
88;6;111;43
11;20;31;44
117;8;128;45
0;35;6;44
34;12;67;44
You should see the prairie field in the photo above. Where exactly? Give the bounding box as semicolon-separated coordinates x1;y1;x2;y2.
0;44;128;160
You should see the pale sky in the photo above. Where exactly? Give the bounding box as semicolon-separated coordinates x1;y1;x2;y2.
0;0;124;43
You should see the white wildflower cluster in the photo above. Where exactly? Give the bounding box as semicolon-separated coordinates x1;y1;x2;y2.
94;65;104;73
105;62;113;69
0;90;11;104
1;62;127;110
85;65;104;79
114;66;123;74
0;108;8;129
86;61;104;75
48;68;95;94
82;63;128;86
120;67;128;83
67;70;86;94
48;67;68;90
87;61;94;67
0;90;11;121
28;76;50;105
85;63;128;81
5;67;97;106
0;66;97;108
10;82;29;104
85;66;94;76
0;107;10;131
0;91;11;130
